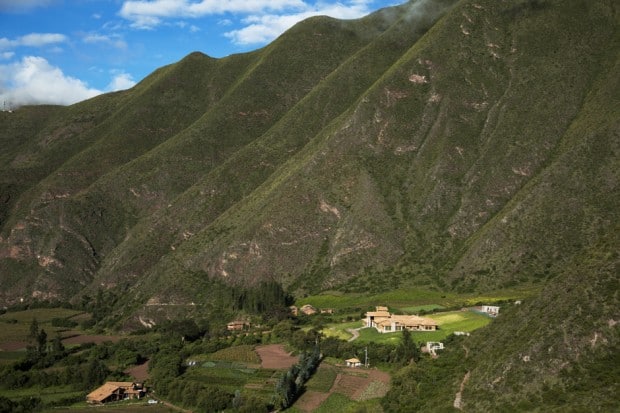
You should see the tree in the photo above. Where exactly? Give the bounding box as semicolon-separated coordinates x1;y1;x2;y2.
272;319;295;341
394;329;419;365
381;365;422;413
115;348;139;368
274;369;298;409
51;332;65;357
36;329;48;355
29;318;39;341
83;358;109;390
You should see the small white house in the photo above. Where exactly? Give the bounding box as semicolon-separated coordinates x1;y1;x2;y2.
426;342;444;356
481;305;500;316
345;358;362;368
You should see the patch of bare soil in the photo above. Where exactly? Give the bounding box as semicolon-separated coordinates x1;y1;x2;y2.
0;341;28;351
125;360;150;381
333;370;370;398
255;344;298;369
295;390;330;412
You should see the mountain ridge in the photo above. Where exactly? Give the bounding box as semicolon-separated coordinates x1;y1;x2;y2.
0;0;617;323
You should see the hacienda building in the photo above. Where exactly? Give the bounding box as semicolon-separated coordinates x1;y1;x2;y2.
365;306;438;333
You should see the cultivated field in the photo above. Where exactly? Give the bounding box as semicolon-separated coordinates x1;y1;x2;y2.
0;308;87;350
255;344;298;369
294;362;390;412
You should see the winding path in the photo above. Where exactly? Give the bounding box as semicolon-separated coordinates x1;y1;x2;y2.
346;328;361;342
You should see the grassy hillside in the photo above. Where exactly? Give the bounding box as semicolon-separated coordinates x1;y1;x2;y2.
0;0;615;313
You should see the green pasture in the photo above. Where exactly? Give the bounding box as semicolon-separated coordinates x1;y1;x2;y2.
0;308;85;323
300;286;537;313
298;288;452;311
314;393;355;412
305;364;338;393
203;344;261;364
0;308;88;347
183;358;279;400
398;304;446;313
429;310;492;332
0;350;25;365
0;385;83;404
307;392;383;413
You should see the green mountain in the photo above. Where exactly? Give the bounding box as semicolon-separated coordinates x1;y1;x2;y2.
0;0;618;408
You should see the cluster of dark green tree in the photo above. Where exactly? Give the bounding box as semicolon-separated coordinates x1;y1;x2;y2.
273;345;322;410
0;395;43;413
19;318;65;369
230;280;294;319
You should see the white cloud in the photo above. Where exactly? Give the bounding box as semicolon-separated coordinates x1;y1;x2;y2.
0;33;68;50
1;52;15;60
0;56;102;106
119;0;306;28
83;33;128;50
19;33;67;47
225;2;371;45
83;34;111;43
107;72;136;91
118;0;375;45
225;14;304;45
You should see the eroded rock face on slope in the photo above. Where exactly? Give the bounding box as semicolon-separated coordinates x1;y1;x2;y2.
0;0;617;324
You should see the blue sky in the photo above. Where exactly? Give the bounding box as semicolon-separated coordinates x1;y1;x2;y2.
0;0;400;107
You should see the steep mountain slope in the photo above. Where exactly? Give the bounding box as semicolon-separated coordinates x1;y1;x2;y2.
119;0;618;306
0;0;617;340
383;40;619;411
0;0;459;306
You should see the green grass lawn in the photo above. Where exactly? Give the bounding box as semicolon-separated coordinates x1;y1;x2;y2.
353;310;491;344
356;328;402;345
320;320;364;340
